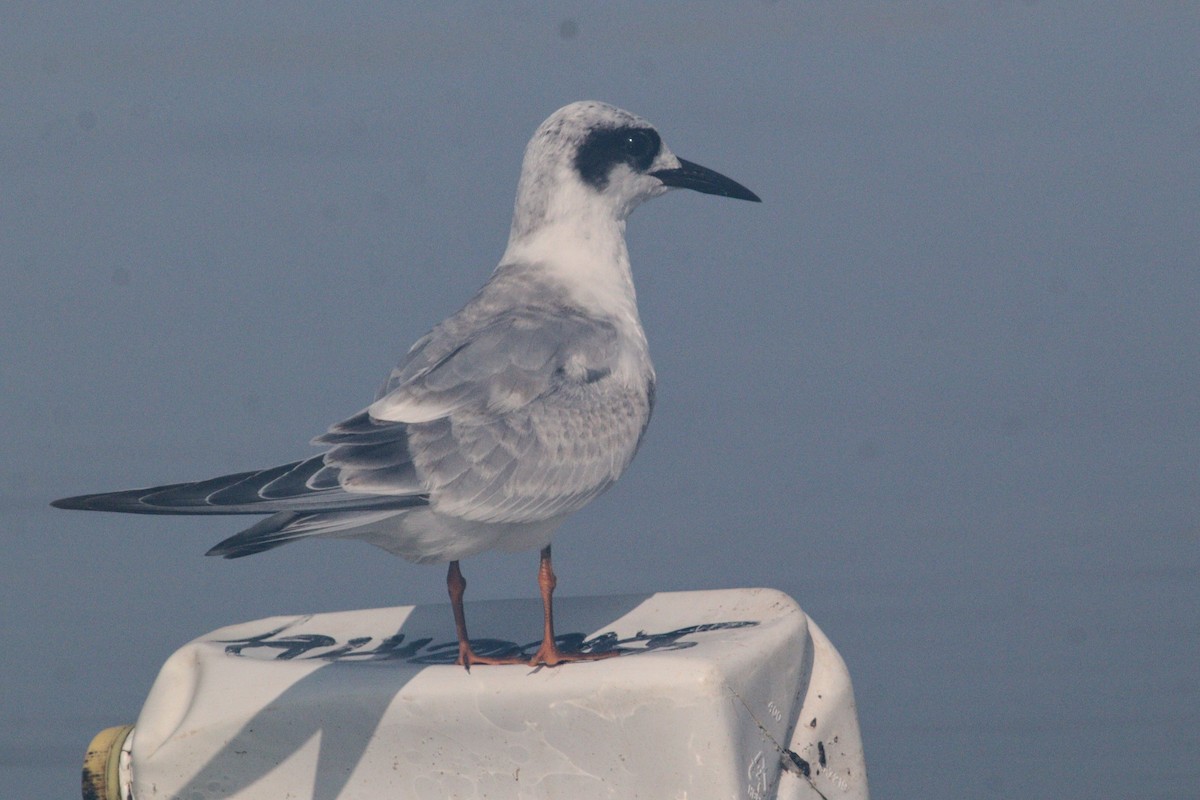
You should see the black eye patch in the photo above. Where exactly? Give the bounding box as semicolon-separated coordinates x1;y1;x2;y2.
574;126;663;190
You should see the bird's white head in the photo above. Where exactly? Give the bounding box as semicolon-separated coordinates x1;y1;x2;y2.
506;100;759;246
499;101;759;315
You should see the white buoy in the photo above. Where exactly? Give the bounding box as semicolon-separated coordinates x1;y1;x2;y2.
85;589;868;799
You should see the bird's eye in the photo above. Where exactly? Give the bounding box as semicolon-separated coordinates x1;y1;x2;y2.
621;129;660;168
574;125;663;189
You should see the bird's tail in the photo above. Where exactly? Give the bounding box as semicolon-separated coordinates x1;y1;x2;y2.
205;508;413;559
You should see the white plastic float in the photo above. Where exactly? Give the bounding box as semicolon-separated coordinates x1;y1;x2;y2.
83;588;868;799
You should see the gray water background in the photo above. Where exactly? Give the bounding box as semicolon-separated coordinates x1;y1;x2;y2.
3;5;1197;797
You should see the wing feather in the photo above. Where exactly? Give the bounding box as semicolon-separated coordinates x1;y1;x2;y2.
51;455;421;515
313;289;652;526
55;270;656;552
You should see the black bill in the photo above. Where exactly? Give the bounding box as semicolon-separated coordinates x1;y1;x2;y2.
651;158;761;202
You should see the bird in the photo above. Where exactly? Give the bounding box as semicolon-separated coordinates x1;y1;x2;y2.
53;100;760;668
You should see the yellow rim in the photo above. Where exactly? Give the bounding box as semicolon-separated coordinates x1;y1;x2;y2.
82;724;133;800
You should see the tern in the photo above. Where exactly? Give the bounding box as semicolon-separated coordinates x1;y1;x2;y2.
53;100;760;668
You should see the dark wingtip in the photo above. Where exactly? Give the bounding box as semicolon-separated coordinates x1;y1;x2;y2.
50;490;151;513
204;544;244;559
51;494;98;511
204;541;267;559
204;537;268;559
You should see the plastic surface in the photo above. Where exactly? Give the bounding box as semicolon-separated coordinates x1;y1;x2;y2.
81;724;133;800
119;589;867;799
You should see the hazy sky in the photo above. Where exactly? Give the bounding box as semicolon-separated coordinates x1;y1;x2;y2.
3;4;1198;798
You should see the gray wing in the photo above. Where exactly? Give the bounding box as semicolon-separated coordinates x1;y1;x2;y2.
364;305;620;423
54;287;653;550
318;302;652;524
50;453;422;515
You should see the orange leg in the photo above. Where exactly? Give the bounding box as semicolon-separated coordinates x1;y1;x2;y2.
527;545;618;667
446;560;526;670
